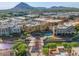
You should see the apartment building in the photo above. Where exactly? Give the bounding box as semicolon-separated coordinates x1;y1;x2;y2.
56;21;76;34
24;19;48;33
23;18;63;33
0;17;24;36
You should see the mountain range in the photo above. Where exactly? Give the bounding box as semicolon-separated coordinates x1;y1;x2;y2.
0;2;79;13
10;2;79;11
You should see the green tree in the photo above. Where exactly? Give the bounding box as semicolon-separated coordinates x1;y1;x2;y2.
13;39;27;56
68;15;75;20
23;32;30;37
71;42;79;47
62;43;72;50
62;42;73;54
42;48;49;56
74;24;79;34
72;35;79;41
46;43;57;49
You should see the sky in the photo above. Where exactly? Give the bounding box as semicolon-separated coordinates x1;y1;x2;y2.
0;2;79;10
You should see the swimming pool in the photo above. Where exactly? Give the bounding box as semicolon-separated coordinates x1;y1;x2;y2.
55;52;67;56
31;31;53;37
59;52;66;56
59;52;68;56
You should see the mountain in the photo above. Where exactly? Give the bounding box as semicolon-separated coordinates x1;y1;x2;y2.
50;6;78;10
12;2;33;11
11;2;48;12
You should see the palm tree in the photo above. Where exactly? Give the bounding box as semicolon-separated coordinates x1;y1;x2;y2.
12;39;27;56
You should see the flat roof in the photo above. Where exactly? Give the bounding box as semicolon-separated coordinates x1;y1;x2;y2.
72;22;79;26
26;21;40;27
46;19;62;23
34;18;62;23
